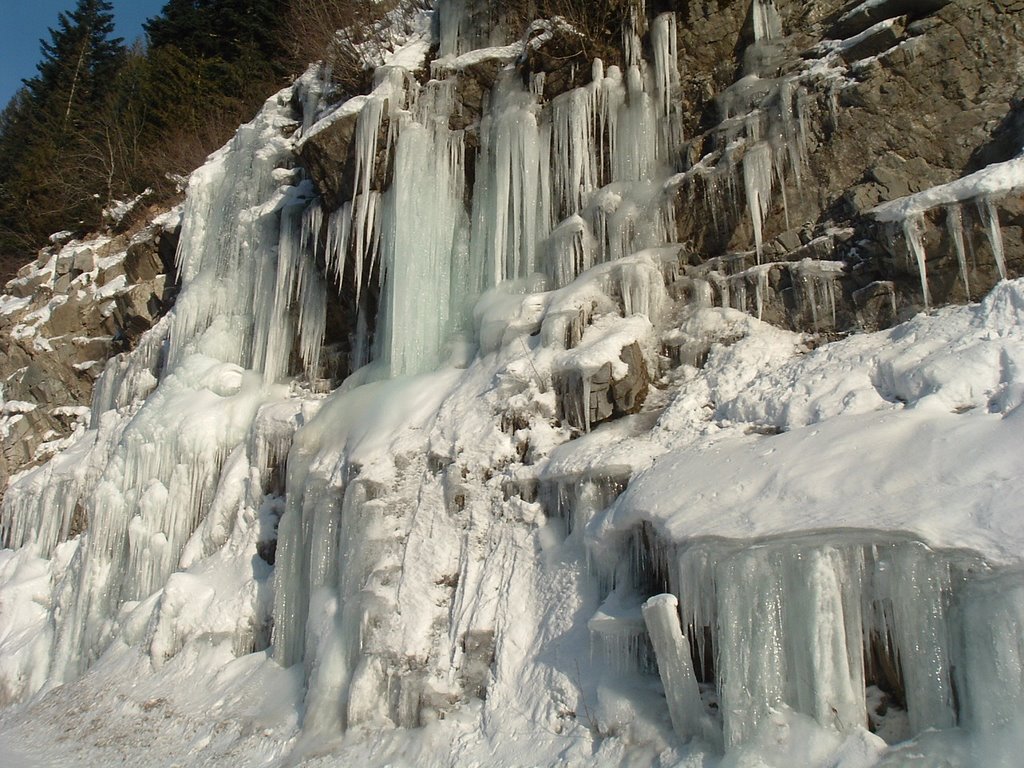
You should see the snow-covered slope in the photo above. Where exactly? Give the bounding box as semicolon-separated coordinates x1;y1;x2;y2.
2;0;1024;766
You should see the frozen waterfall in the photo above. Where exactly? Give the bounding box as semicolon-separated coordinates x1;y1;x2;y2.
2;1;1024;766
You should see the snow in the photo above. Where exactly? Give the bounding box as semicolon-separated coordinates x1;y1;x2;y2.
0;295;30;316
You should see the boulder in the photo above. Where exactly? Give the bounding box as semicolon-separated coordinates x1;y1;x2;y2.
556;341;650;431
45;299;82;338
72;248;96;274
297;107;393;210
97;260;126;287
124;240;163;282
113;276;170;343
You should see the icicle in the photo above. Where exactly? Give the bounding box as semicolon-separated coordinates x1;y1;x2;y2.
469;76;546;288
754;266;768;320
945;205;970;298
550;86;599;218
297;254;328;380
325;202;353;287
752;0;783;42
612;66;658;183
544;215;595;288
437;0;468;58
903;214;931;308
352;117;382;249
717;546;788;748
622;0;648;70
374;80;469;377
743;142;773;263
650;14;680;119
620;258;668;320
980;197;1007;281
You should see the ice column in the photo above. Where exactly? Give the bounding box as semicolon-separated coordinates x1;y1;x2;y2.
642;594;706;739
958;575;1024;739
376;99;469;376
717;547;788;748
651;13;680;117
883;543;957;732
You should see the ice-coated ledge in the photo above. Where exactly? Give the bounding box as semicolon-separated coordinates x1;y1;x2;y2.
603;278;1024;566
870;153;1024;221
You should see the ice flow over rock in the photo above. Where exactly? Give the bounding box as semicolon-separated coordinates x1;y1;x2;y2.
2;0;1024;765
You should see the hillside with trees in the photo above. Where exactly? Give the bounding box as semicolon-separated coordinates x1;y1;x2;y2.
0;0;297;283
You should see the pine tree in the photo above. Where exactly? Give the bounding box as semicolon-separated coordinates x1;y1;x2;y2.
0;0;127;263
26;0;124;133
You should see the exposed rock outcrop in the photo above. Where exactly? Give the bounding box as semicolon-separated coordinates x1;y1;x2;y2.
0;212;181;499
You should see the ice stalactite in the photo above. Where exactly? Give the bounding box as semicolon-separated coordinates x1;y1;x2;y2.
436;0;469;58
545;215;595;289
980;197;1007;281
743;142;774;263
469;75;548;289
903;214;931;308
550;83;600;220
946;204;971;298
663;537;1002;750
650;14;680;119
622;0;648;70
752;0;783;43
377;82;470;376
613;67;658;184
871;156;1023;303
795;260;842;331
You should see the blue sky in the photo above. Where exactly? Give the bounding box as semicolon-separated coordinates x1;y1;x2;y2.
1;0;167;108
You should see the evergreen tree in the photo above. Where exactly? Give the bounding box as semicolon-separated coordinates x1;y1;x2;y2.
0;0;127;265
25;0;124;133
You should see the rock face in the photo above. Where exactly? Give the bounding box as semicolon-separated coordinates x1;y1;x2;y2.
663;0;1024;319
0;214;181;501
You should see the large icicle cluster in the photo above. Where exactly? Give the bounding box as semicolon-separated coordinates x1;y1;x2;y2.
872;154;1024;306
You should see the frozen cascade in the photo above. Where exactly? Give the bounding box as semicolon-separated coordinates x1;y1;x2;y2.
0;86;328;689
2;1;1024;764
648;536;1010;750
469;74;548;288
376;81;471;376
